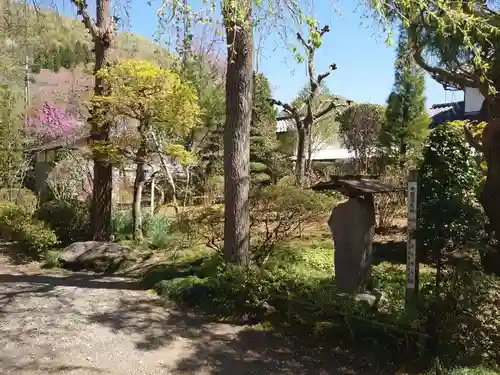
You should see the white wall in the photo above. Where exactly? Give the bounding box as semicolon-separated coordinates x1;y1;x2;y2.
464;87;484;114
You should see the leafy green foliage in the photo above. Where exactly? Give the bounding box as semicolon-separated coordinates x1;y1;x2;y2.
111;210;176;250
0;200;58;255
438;270;500;367
0;188;38;213
441;367;499;375
144;235;500;368
93;59;201;165
143;241;430;359
178;52;225;193
338;103;386;169
176;186;334;264
31;42;91;73
369;0;500;94
418;122;486;257
36;199;90;246
111;210;134;240
95;59;200;131
380;27;429;162
143;214;171;249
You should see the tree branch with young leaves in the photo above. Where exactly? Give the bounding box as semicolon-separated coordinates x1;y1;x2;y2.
369;0;500;274
92;59;201;240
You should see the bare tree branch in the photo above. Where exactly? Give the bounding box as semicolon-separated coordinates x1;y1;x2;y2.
70;0;98;40
319;25;330;36
296;32;311;52
313;99;352;120
317;63;337;85
270;98;303;127
270;99;298;115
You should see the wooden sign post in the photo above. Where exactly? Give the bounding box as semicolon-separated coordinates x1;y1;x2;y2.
406;169;419;310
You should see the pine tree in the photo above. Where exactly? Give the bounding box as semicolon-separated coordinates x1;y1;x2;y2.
250;73;277;184
381;27;429;163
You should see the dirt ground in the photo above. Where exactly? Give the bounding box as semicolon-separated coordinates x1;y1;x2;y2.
0;254;383;375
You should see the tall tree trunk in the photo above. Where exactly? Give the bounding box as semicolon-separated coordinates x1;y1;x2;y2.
88;0;114;241
295;127;310;186
132;131;147;241
223;0;253;265
151;131;180;215
306;128;313;175
479;96;500;275
132;165;145;241
399;140;407;169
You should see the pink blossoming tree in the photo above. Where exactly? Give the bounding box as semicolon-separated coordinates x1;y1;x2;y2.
27;103;82;143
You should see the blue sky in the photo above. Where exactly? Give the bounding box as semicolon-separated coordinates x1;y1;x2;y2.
60;0;464;108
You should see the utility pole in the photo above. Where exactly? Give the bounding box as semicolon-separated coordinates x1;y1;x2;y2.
24;55;30;125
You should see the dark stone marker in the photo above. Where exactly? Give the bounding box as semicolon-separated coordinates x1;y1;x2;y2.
328;194;376;293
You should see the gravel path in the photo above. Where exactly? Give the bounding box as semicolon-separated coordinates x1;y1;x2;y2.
0;262;377;375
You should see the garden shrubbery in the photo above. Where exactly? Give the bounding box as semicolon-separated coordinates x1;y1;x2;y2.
418;122;487;260
112;210;173;249
438;269;500;366
36;199;90;246
141;131;500;371
0;200;58;256
176;184;335;264
144;241;500;368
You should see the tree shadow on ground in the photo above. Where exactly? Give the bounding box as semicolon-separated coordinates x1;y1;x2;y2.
0;360;108;374
87;296;394;375
372;240;406;265
0;272;142;292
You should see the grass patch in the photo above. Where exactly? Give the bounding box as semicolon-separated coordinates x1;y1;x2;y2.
42;248;62;269
444;367;499;375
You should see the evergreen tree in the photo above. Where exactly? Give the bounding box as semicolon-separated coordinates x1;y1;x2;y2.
60;46;75;69
250;73;288;184
380;27;429;163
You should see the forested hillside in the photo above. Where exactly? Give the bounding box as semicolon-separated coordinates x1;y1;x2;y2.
0;0;174;113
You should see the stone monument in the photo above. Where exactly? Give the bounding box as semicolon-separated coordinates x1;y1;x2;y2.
312;176;400;294
328;193;376;293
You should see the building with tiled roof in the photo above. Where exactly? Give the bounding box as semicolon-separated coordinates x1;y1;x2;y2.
429;87;486;128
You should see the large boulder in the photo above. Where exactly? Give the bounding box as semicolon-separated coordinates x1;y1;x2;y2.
58;241;136;273
328;195;376;293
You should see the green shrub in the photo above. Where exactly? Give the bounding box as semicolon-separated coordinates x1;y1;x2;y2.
178;186;334;264
112;210;133;240
0;200;58;255
147;234;500;369
437;270;500;367
0;188;38;213
418;122;486;259
43;249;62;268
36;199;90;246
442;367;499;375
250;185;334;264
143;214;170;249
